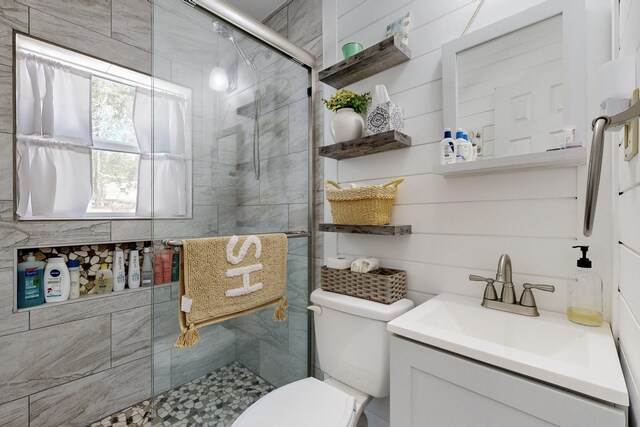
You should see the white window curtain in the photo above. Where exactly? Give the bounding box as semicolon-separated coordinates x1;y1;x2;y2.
134;88;190;217
16;52;93;218
16;137;93;217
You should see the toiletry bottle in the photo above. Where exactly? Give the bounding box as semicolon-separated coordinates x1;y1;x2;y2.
154;253;164;284
161;249;173;282
141;247;153;287
17;252;45;308
44;256;71;303
67;259;80;300
95;263;113;294
171;248;180;282
128;250;141;289
439;128;457;165
113;249;126;292
567;246;603;326
458;132;473;162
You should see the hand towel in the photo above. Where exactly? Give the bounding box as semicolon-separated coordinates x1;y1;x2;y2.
351;257;380;273
175;233;288;348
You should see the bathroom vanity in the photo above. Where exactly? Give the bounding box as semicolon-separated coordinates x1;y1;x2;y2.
388;293;629;426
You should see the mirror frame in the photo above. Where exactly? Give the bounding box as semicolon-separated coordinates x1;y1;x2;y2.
442;0;587;155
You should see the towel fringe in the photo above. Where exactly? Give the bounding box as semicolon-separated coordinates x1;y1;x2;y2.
175;323;200;348
273;296;289;321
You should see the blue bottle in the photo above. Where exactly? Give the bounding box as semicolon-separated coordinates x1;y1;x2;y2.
17;252;46;308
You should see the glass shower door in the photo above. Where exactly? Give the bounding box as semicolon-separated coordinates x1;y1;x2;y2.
150;0;312;425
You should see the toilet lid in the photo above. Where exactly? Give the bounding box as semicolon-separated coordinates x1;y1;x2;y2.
232;377;355;427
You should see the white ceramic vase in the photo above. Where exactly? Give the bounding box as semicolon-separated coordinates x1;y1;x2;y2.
330;108;364;143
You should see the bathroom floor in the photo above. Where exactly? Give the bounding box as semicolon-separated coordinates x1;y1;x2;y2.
91;362;274;427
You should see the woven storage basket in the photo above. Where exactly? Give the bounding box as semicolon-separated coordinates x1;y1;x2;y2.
326;178;404;225
321;266;407;304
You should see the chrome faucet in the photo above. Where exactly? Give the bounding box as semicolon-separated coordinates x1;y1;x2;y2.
469;254;555;317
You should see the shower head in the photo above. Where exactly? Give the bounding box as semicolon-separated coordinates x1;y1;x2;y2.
212;21;233;39
212;20;256;71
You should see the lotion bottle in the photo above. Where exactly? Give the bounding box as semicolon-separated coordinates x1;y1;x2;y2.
113;249;126;292
67;259;80;300
44;256;70;302
567;246;603;326
128;250;141;289
457;131;473;162
95;264;113;294
439;128;456;165
141;247;153;287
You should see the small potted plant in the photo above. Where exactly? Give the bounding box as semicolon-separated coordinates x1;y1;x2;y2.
323;89;371;143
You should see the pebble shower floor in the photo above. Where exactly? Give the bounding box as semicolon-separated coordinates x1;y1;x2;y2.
91;362;274;427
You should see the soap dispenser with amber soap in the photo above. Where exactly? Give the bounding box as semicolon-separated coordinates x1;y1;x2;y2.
567;246;602;326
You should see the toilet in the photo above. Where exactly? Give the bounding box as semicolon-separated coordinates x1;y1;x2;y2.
232;288;414;427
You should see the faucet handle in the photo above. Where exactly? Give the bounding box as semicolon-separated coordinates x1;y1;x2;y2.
469;275;498;301
520;283;555;308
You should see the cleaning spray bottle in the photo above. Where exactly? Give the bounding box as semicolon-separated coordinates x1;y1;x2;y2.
567;246;603;326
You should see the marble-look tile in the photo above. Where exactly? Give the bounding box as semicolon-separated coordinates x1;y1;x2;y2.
154;54;173;81
0;397;28;427
235;204;288;235
259;340;307;388
288;305;308;360
233;307;289;353
111;220;152;242
0;268;29;337
170;324;236;387
29;288;151;329
217;206;237;237
237;162;260;206
287;0;322;47
217;132;239;166
29;357;151;427
198;163;235;207
153;283;173;304
0;315;111;404
112;305;152;367
264;6;288;38
112;0;152;52
153;300;181;353
288;97;309;154
153;204;218;240
286;254;310;310
29;9;151;74
0;1;28;67
0;65;11;135
238;106;289;163
153;349;172;395
259;151;308;204
193;160;214;187
19;0;111;36
235;329;260;373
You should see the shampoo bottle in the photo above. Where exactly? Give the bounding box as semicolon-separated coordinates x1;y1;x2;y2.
128;250;141;289
95;264;113;294
567;246;603;326
141;247;153;287
17;252;45;308
44;256;70;303
439;128;456;165
457;132;473;162
171;248;180;282
67;259;80;300
113;249;126;292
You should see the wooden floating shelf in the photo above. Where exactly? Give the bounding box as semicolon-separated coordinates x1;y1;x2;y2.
432;147;587;177
319;130;411;160
319;223;412;236
319;35;411;89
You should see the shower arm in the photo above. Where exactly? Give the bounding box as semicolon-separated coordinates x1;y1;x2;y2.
584;100;640;236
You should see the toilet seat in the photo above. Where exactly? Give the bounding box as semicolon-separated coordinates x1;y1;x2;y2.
232;377;356;427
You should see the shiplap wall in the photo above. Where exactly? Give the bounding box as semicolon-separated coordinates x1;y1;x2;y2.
616;0;640;425
322;1;612;425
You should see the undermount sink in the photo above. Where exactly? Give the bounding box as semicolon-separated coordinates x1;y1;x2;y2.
387;293;629;406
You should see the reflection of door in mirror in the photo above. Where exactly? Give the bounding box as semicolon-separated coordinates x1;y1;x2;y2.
494;67;563;157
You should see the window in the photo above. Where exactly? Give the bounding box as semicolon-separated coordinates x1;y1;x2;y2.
15;35;192;219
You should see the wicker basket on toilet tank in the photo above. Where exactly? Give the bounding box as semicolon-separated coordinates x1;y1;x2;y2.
321;266;407;304
325;177;403;225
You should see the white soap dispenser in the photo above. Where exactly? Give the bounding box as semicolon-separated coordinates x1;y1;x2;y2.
567;246;603;326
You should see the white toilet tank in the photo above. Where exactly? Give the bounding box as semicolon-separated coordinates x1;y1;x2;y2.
310;289;414;398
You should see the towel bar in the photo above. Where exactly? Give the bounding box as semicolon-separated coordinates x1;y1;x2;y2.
162;231;310;247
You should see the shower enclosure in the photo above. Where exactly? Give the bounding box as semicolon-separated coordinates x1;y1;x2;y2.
149;0;316;424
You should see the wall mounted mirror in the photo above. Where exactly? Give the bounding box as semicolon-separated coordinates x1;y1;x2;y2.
442;0;586;161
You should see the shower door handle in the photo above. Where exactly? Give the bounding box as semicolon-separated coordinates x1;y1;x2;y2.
583;116;608;237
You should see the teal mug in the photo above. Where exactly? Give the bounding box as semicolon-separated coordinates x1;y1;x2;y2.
342;42;363;59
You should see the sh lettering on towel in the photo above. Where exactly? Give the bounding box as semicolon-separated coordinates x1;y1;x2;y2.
225;235;263;297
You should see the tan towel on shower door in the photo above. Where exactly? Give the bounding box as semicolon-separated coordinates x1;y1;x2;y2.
175;233;288;348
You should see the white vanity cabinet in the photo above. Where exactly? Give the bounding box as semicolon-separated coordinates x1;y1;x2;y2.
390;335;627;427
